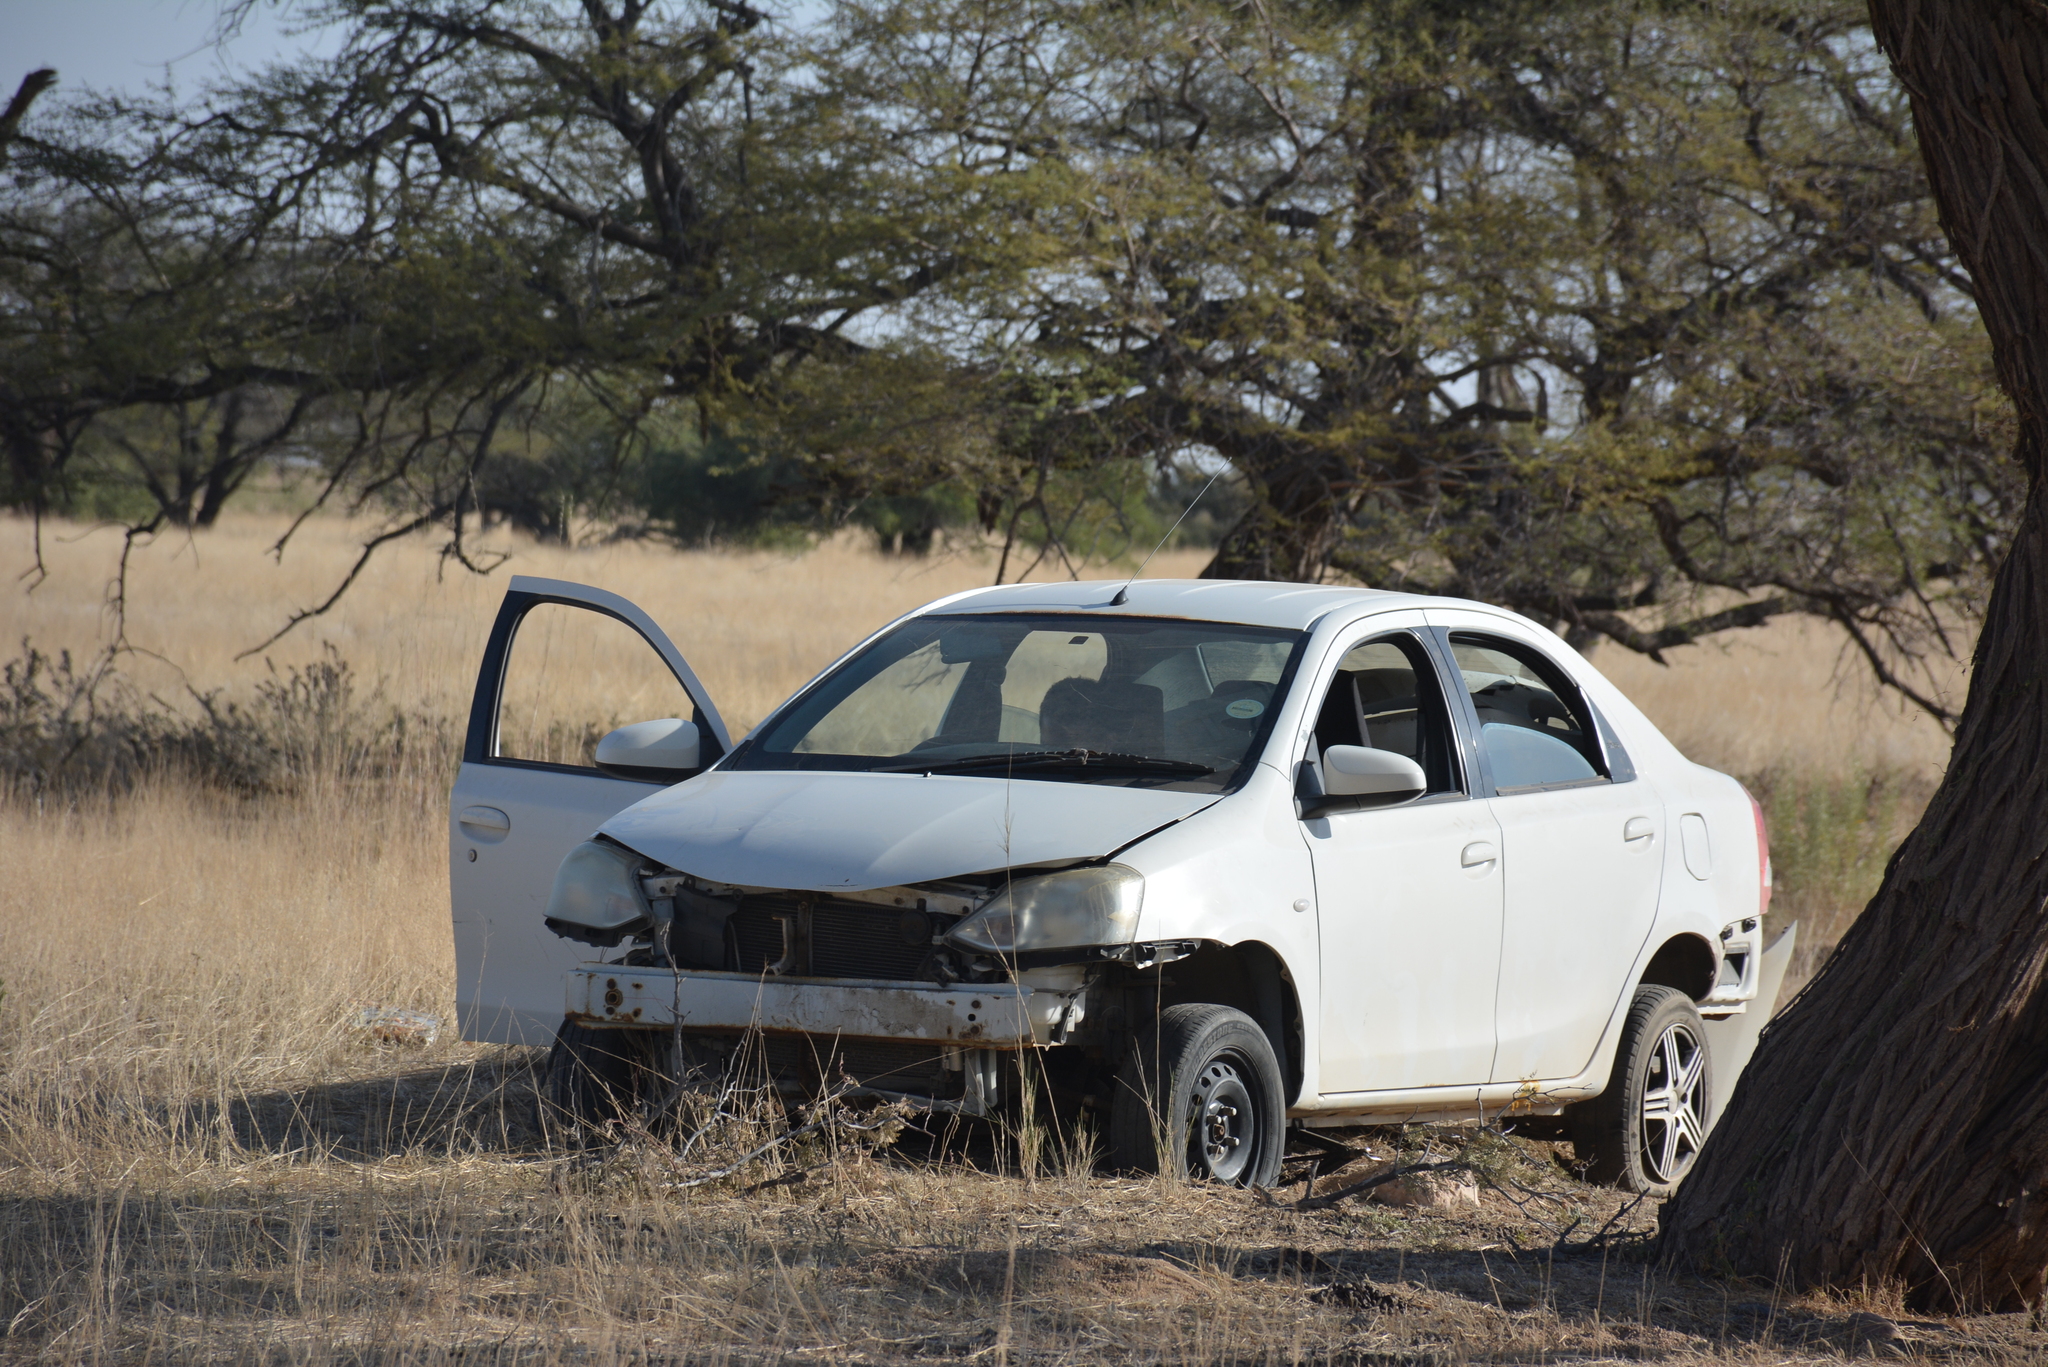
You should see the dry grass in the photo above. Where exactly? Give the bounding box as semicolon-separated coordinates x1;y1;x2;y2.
1;511;2013;1364
1;512;1213;737
1586;617;1960;781
2;510;1963;762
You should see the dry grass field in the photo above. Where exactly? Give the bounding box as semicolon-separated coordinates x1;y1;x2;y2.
1;511;2022;1365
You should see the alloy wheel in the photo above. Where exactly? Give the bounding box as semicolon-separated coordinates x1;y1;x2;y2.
1637;1019;1709;1184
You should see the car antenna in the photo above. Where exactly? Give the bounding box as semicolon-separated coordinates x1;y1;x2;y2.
1108;466;1225;606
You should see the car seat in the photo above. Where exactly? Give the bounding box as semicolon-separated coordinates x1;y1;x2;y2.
1038;678;1166;755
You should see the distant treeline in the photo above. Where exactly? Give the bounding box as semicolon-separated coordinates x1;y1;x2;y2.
0;1;2011;718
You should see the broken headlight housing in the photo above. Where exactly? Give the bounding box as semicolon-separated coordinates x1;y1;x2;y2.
945;865;1144;955
543;840;652;947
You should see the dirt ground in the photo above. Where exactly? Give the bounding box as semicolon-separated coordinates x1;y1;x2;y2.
6;1045;2042;1365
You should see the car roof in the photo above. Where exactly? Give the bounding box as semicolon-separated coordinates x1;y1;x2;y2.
923;578;1486;632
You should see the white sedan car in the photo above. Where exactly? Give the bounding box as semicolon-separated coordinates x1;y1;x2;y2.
450;576;1789;1195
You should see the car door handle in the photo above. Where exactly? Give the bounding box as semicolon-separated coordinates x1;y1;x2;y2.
1460;841;1498;870
1624;816;1655;845
458;805;511;834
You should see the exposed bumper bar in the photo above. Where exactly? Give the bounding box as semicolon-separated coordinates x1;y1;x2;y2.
566;967;1073;1048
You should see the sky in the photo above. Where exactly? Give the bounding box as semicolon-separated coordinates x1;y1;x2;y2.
5;1;824;101
5;0;341;100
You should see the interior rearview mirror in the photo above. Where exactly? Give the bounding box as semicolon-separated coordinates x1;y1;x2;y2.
594;717;701;781
1298;744;1426;818
938;629;1010;664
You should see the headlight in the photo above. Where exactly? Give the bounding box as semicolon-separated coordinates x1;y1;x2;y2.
543;840;652;947
946;865;1144;955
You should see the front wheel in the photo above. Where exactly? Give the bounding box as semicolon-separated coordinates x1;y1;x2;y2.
1109;1003;1286;1187
541;1019;654;1147
1569;985;1713;1196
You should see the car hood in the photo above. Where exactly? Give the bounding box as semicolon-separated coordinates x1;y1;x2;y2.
599;769;1218;891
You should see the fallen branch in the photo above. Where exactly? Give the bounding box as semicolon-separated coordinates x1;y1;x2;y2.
1548;1193;1650;1257
1294;1159;1476;1212
740;1167;814;1195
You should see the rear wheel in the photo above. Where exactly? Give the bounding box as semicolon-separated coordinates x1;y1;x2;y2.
1569;985;1713;1196
1109;1003;1286;1187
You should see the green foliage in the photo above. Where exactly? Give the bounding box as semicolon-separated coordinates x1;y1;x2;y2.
0;0;2014;711
641;425;817;550
815;0;2004;710
854;483;979;555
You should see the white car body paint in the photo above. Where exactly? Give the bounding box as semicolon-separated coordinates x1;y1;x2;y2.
1264;606;1506;1095
600;768;1217;891
1106;758;1322;1059
451;761;668;1046
449;577;1779;1125
450;576;728;1047
1411;603;1764;1115
1421;607;1671;1086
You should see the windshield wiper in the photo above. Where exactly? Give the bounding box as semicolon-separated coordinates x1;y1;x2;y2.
878;748;1214;777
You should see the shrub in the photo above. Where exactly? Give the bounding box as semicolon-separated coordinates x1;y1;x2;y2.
0;641;457;800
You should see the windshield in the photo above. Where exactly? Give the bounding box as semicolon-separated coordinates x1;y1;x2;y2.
726;613;1305;792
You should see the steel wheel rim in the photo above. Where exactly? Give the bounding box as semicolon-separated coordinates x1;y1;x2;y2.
1187;1058;1257;1183
1638;1019;1708;1184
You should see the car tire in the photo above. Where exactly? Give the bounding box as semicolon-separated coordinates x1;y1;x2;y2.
1109;1003;1286;1187
1568;985;1713;1196
541;1018;650;1147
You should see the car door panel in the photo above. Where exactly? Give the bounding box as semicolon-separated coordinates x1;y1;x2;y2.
1306;617;1504;1094
1483;780;1664;1081
1309;798;1505;1091
451;765;670;1044
449;576;730;1046
1425;613;1667;1085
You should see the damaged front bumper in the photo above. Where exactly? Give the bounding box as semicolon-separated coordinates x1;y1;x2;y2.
565;966;1084;1048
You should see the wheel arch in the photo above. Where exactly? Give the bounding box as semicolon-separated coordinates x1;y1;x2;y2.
1639;933;1717;1002
1147;939;1305;1104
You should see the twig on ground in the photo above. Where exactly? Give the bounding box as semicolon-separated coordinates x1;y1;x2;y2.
1549;1195;1651;1257
613;1088;912;1191
1294;1159;1475;1212
1462;1161;1590;1241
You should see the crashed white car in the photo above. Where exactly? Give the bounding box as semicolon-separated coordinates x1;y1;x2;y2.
450;575;1790;1194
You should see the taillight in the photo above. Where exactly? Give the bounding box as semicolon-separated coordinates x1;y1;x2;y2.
1747;789;1773;916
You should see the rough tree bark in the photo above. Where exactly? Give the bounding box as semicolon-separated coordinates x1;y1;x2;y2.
1199;444;1362;584
1658;0;2048;1312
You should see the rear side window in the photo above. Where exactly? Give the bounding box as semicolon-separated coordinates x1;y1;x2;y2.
1449;635;1607;793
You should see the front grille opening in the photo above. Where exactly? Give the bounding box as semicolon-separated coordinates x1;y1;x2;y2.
728;894;960;981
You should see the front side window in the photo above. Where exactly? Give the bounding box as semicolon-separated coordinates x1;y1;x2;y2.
497;603;695;768
1449;635;1606;792
1310;634;1461;796
727;613;1305;793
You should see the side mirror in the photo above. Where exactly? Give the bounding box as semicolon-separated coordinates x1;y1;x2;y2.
594;718;701;781
1298;745;1426;819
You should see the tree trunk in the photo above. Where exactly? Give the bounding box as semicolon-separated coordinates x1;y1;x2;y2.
1200;467;1352;583
1199;433;1370;584
1658;0;2048;1313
